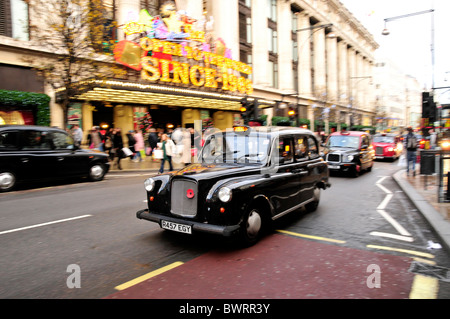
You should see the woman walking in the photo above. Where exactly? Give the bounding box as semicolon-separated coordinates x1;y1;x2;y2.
133;130;145;162
159;133;175;173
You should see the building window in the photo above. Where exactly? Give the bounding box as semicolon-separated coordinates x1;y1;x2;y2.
267;0;277;22
267;27;277;54
268;60;278;89
239;0;252;79
0;0;29;40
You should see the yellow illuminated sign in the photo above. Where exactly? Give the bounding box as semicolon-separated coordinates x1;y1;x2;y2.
139;38;253;95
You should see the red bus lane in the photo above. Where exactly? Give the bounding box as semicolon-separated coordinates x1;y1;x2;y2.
106;233;417;299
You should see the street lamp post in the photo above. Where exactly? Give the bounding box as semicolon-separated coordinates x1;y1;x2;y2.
382;9;435;90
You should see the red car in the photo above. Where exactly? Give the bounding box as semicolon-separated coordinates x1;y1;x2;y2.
373;133;403;161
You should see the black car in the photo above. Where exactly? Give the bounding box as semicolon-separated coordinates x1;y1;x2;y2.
323;130;375;177
136;126;330;245
0;125;110;191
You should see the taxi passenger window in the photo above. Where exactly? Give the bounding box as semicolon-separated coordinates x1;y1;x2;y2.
278;137;293;164
21;131;52;150
294;136;307;161
0;131;19;150
52;131;75;149
307;136;319;158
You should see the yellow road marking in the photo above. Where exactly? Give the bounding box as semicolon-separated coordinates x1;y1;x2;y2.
277;230;346;244
115;261;184;291
409;275;439;299
367;245;435;259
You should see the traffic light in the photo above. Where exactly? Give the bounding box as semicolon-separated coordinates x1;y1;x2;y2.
240;97;250;123
422;92;436;123
288;107;295;121
240;97;260;124
250;98;259;120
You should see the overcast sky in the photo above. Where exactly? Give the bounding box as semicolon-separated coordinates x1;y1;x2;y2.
340;0;450;100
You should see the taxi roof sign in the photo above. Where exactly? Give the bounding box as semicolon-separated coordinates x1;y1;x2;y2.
233;126;249;132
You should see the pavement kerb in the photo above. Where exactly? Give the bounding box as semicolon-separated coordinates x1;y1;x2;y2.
393;169;450;254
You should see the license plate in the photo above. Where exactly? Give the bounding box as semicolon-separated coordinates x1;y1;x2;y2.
375;156;384;159
328;165;340;169
161;220;192;234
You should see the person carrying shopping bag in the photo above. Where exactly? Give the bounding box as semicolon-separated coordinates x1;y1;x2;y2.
132;129;145;162
159;133;175;173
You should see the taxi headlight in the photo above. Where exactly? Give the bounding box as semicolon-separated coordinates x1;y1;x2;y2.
218;187;232;202
346;155;354;162
144;178;155;192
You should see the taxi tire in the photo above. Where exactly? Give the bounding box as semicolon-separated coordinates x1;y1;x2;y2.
88;163;106;181
305;187;320;212
240;207;263;246
0;170;16;192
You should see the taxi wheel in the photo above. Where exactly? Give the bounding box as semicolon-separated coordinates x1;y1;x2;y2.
305;187;320;212
0;171;16;192
241;208;263;246
88;163;106;181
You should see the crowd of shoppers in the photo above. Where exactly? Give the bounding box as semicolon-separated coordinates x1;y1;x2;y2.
68;125;199;173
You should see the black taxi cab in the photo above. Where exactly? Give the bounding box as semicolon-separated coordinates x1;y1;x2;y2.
323;130;375;177
0;125;110;191
136;126;330;245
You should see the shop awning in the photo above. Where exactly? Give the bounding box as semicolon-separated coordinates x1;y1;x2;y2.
58;79;275;111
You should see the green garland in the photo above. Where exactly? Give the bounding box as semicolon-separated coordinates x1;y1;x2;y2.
0;90;51;126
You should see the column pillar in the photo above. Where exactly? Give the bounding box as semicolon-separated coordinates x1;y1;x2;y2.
277;1;294;91
326;35;338;103
251;0;269;86
313;26;326;95
297;13;312;97
338;41;348;105
211;0;239;60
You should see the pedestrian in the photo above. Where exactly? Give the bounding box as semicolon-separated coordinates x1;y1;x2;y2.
133;129;145;162
126;130;136;158
113;127;124;170
404;127;418;176
88;126;103;150
72;124;83;147
159;133;175;173
104;128;114;159
147;128;158;158
429;129;437;149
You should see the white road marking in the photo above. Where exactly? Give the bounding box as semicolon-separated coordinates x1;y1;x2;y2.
377;210;412;236
371;176;414;242
369;231;414;242
0;215;92;235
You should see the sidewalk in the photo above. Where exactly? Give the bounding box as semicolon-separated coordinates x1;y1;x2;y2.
108;156;186;174
109;157;450;253
393;167;450;253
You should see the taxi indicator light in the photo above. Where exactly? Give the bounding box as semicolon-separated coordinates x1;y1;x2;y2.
220;207;225;213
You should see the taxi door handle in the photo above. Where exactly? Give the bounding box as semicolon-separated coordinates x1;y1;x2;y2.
20;158;29;163
57;157;65;161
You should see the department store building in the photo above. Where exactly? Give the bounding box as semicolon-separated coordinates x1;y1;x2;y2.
0;0;378;137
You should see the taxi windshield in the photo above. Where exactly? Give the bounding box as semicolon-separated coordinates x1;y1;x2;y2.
373;136;395;143
327;135;360;148
201;132;271;165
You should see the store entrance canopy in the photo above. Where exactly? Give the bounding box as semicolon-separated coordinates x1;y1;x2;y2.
57;79;275;111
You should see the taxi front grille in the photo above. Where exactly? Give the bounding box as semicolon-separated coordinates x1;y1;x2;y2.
376;147;384;155
327;154;341;162
171;179;198;218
